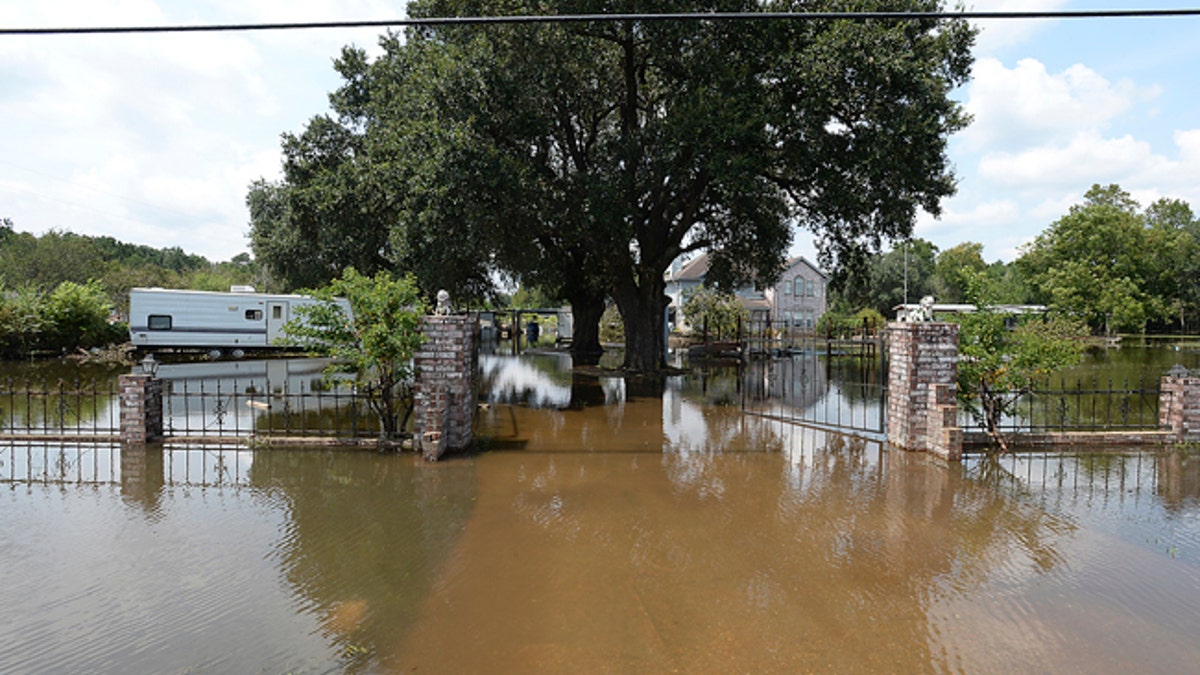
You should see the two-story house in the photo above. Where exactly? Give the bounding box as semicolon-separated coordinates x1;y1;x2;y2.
664;252;827;334
664;253;768;333
763;256;828;333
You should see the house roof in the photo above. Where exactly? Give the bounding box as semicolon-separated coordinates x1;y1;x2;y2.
781;255;828;280
668;251;828;283
739;297;771;312
668;253;711;282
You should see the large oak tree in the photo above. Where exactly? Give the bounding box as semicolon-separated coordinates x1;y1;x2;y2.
250;0;975;370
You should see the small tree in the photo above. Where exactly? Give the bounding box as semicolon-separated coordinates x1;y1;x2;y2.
681;285;748;341
283;269;428;440
955;275;1086;451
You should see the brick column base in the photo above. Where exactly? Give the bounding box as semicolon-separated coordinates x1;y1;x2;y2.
887;322;961;460
119;374;163;444
414;315;477;460
1160;372;1200;443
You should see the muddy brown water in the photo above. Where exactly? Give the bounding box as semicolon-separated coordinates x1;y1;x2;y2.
2;349;1200;673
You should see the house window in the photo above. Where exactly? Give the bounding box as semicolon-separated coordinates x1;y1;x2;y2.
245;309;263;321
783;279;792;295
147;315;172;331
793;278;803;296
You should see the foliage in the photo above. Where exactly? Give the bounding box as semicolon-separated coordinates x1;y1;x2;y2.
41;281;124;353
681;285;748;340
1142;197;1200;331
1017;184;1181;335
282;268;428;439
599;304;624;345
816;306;885;338
870;238;940;316
933;241;987;303
251;0;975;371
0;280;124;358
509;285;564;310
954;275;1086;451
835;238;939;317
0;286;47;358
0;220;260;320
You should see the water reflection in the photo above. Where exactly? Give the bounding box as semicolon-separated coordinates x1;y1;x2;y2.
4;349;1200;672
3;438;1200;672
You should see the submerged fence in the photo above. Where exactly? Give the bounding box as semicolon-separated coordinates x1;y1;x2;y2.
162;376;381;439
960;377;1168;434
0;371;383;442
740;345;888;438
0;378;121;437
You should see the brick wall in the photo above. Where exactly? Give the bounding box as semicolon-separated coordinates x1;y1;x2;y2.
1160;373;1200;443
413;315;477;460
887;322;961;460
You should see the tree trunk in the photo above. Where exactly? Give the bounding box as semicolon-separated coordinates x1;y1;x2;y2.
567;294;604;365
980;383;1010;453
616;278;669;372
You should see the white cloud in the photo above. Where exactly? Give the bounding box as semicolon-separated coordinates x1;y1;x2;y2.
916;199;1020;237
978;131;1154;188
967;0;1070;55
961;58;1159;151
0;0;408;260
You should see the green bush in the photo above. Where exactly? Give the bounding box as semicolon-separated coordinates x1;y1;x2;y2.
816;307;886;338
0;280;121;357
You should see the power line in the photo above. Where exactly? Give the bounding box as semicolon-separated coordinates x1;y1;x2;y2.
3;9;1200;36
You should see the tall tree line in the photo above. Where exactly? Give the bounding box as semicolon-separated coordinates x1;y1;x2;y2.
0;218;260;356
831;184;1200;335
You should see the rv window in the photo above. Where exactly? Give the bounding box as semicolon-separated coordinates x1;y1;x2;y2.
245;309;263;321
272;306;283;320
147;315;172;331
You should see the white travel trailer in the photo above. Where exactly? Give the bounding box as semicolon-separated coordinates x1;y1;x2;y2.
129;287;350;352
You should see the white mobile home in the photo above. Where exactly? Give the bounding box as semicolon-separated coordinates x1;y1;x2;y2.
129;287;349;352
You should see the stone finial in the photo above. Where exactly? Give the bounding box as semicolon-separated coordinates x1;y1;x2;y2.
1167;363;1192;379
911;295;936;322
434;289;452;316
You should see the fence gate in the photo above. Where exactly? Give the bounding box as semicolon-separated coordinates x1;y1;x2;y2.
740;336;887;440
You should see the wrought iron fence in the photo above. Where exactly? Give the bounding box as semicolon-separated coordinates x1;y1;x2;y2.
960;376;1166;433
163;376;381;439
741;349;887;438
0;377;120;436
742;318;884;359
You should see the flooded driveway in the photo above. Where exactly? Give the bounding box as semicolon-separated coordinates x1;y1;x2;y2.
2;350;1199;673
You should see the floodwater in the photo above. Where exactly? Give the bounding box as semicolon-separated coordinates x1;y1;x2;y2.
2;348;1200;673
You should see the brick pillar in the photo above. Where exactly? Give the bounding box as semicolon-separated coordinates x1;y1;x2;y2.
414;315;477;461
1160;370;1200;442
887;322;961;460
119;374;164;444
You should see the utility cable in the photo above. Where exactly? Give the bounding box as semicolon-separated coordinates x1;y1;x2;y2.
3;9;1200;36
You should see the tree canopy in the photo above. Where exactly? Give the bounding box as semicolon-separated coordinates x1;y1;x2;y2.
1018;184;1200;335
250;1;975;370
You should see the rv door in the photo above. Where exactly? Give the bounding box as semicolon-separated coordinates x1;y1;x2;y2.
266;301;290;345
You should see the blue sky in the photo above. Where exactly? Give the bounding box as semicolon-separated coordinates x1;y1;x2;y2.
2;1;1199;266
